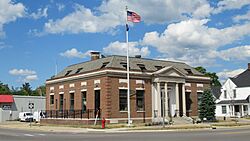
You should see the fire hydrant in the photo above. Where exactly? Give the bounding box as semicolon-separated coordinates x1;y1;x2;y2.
102;117;106;129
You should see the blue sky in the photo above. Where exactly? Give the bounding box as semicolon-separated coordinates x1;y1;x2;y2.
0;0;250;89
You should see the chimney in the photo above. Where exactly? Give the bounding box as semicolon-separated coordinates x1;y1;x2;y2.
248;63;250;70
90;52;100;61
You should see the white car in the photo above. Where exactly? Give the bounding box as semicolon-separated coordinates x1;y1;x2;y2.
19;112;33;122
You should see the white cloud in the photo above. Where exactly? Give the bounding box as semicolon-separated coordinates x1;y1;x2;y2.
219;45;250;61
0;0;25;37
30;7;48;20
44;4;122;34
103;41;150;57
9;68;38;82
233;10;250;23
60;48;95;58
0;41;11;49
192;3;213;19
9;69;36;76
56;3;65;12
23;75;38;82
141;19;250;66
43;0;213;34
213;0;250;14
99;0;212;23
217;68;245;82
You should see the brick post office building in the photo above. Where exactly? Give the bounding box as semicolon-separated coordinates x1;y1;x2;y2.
45;52;210;123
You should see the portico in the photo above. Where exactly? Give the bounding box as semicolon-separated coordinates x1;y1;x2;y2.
152;66;187;122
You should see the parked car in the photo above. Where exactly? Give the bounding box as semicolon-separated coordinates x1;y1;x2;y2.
19;112;33;122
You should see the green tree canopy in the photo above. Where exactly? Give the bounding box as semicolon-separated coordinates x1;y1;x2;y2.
198;90;216;121
20;82;32;96
0;81;11;94
33;85;46;96
195;66;221;86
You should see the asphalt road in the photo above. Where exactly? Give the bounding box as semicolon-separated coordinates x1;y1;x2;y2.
0;127;250;141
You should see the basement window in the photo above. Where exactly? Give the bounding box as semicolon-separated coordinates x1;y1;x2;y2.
65;70;72;76
184;69;193;74
75;68;83;74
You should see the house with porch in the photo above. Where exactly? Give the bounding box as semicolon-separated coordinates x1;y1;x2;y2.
215;63;250;117
45;52;210;124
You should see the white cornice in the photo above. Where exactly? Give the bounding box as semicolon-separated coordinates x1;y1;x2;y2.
46;69;210;84
186;75;210;80
46;69;152;84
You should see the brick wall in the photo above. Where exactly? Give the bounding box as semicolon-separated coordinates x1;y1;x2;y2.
46;75;152;122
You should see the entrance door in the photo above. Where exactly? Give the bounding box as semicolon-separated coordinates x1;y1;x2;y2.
94;90;100;117
235;105;240;116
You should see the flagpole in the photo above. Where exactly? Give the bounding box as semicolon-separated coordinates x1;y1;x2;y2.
125;6;131;127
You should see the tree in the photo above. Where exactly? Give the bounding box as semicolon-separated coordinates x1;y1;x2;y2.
198;90;216;121
195;66;221;86
195;66;207;74
33;85;46;96
21;82;32;96
205;72;221;86
0;81;11;94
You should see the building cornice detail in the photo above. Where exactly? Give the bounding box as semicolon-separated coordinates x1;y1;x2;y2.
46;69;210;84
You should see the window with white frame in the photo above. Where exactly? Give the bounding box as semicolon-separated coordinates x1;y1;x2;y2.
50;95;54;105
136;90;144;111
70;93;74;111
222;106;227;114
224;90;227;98
119;89;127;111
233;89;236;98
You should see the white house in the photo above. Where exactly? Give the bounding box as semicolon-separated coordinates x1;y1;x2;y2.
215;63;250;117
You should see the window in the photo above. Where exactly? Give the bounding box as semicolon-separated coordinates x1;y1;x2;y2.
70;93;74;111
243;105;248;112
136;90;144;111
65;70;72;76
120;62;127;69
82;91;87;112
119;89;127;111
137;64;146;71
50;95;54;105
222;106;227;114
233;89;236;98
101;62;109;69
184;69;193;74
155;66;163;70
224;90;227;98
59;94;64;110
197;92;203;106
75;68;83;74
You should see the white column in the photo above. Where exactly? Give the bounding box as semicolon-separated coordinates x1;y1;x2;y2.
175;83;180;117
164;83;168;117
182;83;186;117
157;82;161;117
241;105;244;117
151;83;155;118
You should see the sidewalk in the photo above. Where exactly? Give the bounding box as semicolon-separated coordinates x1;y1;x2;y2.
1;120;250;133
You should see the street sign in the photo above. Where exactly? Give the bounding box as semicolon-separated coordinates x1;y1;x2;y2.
28;103;34;109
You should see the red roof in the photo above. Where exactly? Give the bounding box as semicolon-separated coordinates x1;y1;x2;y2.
0;95;14;103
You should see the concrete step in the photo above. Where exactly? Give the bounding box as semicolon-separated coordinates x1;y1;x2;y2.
171;117;193;125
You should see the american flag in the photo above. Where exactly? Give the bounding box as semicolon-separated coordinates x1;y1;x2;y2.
127;11;141;23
